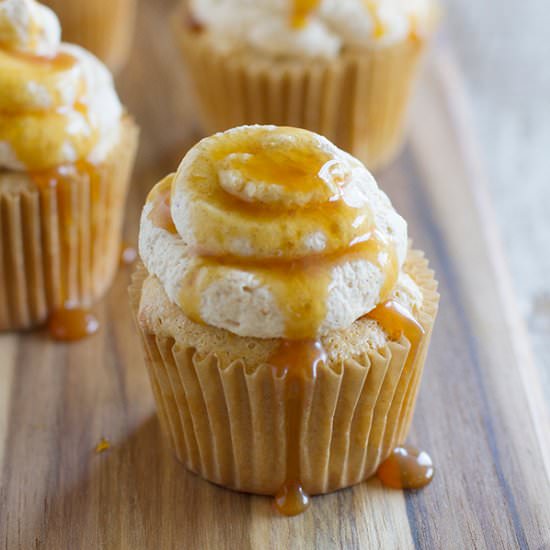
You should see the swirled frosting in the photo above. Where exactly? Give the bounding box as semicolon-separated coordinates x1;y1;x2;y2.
139;125;418;339
0;0;122;171
188;0;438;59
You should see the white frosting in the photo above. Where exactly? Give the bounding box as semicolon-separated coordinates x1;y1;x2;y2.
0;0;60;56
139;125;418;339
188;0;436;59
63;44;122;164
0;0;122;170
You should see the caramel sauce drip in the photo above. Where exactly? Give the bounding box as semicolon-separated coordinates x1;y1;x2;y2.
367;301;433;491
47;307;100;341
147;175;177;234
376;445;434;490
291;0;321;29
270;339;326;516
31;162;104;341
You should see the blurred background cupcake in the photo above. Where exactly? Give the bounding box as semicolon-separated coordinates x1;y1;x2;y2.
173;0;439;170
0;0;138;333
43;0;137;72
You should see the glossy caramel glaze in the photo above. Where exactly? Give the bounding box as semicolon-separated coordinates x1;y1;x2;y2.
48;307;100;341
376;445;434;490
179;235;397;340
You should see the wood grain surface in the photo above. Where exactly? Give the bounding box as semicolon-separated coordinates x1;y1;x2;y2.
1;0;549;548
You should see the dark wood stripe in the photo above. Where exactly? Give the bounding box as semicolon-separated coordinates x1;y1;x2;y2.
403;149;528;550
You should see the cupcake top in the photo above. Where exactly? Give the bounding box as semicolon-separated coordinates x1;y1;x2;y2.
187;0;438;59
0;0;123;171
139;125;421;339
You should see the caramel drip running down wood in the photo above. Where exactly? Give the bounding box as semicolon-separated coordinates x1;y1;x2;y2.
270;339;327;516
48;307;100;341
376;445;434;490
291;0;321;28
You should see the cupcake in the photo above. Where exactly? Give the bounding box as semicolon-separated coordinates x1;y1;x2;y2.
173;0;439;170
130;125;438;514
42;0;137;72
0;0;138;333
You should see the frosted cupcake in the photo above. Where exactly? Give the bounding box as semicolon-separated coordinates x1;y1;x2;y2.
43;0;137;72
130;125;438;514
173;0;439;170
0;0;138;335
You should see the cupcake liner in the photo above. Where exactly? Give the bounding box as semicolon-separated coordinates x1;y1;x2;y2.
0;117;138;331
173;14;428;169
130;250;439;496
44;0;137;72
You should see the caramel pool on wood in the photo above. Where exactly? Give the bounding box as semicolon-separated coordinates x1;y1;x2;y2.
376;445;435;490
47;307;100;341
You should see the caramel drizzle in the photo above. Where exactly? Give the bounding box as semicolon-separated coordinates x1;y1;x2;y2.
290;0;321;29
364;1;386;39
0;43;76;69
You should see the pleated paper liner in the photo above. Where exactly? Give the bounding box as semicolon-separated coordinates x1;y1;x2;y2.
173;13;428;170
129;250;439;496
0;117;138;331
43;0;137;72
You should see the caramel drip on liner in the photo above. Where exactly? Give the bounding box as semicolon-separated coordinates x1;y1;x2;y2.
269;301;428;515
31;162;103;341
369;301;433;490
271;339;326;516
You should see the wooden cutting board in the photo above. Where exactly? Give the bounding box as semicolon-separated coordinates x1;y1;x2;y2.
1;1;549;548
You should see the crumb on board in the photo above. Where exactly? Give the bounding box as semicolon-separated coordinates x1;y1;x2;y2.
95;438;111;454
